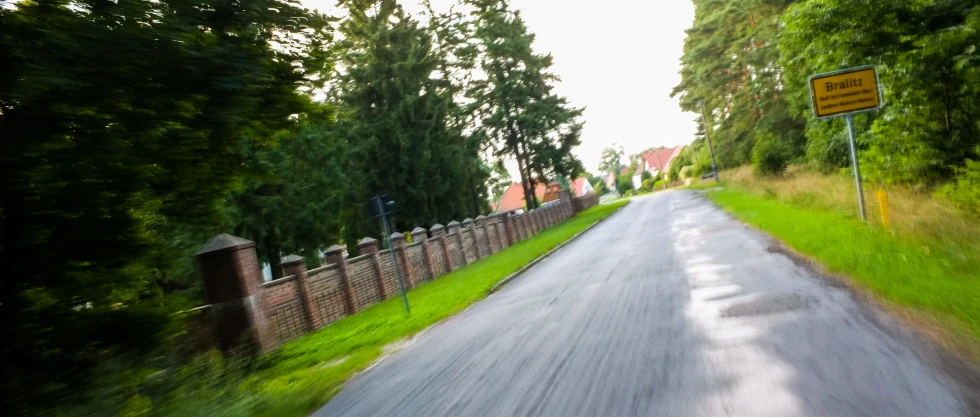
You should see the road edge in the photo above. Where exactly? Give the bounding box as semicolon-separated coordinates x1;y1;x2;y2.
488;202;629;295
690;189;980;416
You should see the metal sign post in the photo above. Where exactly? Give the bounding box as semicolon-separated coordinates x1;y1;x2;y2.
845;115;867;221
698;99;720;183
808;65;883;222
370;194;410;314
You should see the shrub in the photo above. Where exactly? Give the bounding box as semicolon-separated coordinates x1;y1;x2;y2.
752;133;790;176
936;160;980;213
641;170;653;181
680;165;693;179
592;180;608;196
641;178;656;192
654;180;665;189
616;174;634;195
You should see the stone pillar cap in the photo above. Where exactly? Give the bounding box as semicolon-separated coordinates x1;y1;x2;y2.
197;233;255;255
325;244;345;254
357;237;378;247
280;254;305;266
462;218;473;224
475;215;487;220
430;223;445;230
447;220;461;226
390;232;405;239
411;227;427;234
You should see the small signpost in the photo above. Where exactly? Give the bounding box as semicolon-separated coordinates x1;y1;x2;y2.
808;65;883;221
368;193;410;314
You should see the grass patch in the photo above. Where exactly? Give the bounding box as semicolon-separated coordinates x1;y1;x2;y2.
704;187;980;361
240;201;628;417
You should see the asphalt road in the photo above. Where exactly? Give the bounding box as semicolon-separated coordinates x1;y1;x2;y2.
315;191;966;417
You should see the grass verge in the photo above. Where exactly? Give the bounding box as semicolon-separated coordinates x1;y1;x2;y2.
241;201;628;417
704;187;980;362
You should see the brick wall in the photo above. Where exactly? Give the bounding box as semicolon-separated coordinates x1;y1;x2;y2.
196;194;582;352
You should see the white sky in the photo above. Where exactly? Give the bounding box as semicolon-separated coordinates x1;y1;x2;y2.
303;0;698;177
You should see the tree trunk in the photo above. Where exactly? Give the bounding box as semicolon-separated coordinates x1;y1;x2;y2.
519;138;539;209
513;141;535;211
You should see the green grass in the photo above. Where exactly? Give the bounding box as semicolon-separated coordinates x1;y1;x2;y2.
705;188;980;356
239;201;628;417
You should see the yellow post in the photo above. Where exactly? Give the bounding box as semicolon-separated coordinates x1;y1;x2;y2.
876;190;890;228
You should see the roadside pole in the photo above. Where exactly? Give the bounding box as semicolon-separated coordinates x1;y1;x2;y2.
844;115;867;221
698;99;720;183
656;151;668;190
807;65;882;222
371;194;410;314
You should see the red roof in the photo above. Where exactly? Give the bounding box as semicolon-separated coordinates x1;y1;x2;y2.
496;182;548;212
642;146;682;172
571;177;593;196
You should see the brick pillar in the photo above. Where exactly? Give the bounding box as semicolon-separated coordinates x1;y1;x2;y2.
475;215;493;255
390;233;415;289
559;190;572;219
514;214;525;241
494;214;507;249
196;234;275;353
500;213;515;246
523;213;533;238
280;255;319;330
462;218;480;261
447;220;466;266
528;209;540;235
355;237;390;299
411;227;435;281
430;223;451;272
325;244;358;314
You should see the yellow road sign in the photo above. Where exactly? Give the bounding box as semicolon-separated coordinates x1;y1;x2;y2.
808;66;882;119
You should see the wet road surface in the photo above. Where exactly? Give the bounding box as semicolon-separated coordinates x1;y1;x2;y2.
314;191;966;417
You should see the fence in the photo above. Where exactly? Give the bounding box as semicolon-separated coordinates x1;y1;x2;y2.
193;190;599;352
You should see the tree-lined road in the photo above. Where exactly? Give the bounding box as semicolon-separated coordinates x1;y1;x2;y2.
315;191;965;417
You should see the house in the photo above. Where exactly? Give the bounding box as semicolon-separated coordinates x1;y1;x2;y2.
496;178;592;212
496;181;551;212
570;177;594;197
640;146;683;178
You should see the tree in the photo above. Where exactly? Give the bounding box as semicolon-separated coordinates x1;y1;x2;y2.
334;0;485;244
779;0;980;185
224;112;349;278
465;0;585;210
672;0;806;170
488;162;513;209
616;174;634;195
598;144;626;174
0;0;333;411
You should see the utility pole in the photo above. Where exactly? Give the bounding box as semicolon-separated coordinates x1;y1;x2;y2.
656;151;668;190
698;99;720;183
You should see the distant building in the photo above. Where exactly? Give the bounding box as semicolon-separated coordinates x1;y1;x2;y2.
496;178;593;212
640;146;683;178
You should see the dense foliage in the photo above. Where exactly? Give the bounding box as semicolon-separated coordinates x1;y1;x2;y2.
673;0;980;198
0;0;583;413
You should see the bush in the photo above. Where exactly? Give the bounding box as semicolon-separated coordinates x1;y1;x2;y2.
641;178;656;192
616;174;634;195
936;160;980;213
654;180;665;189
752;133;790;176
592;180;608;196
641;170;653;181
680;165;693;179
